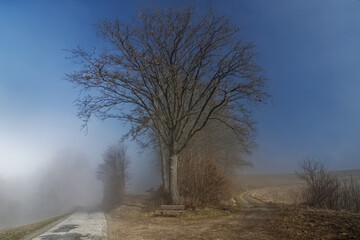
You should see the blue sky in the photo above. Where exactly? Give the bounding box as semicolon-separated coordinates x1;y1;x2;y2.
0;0;360;181
226;0;360;172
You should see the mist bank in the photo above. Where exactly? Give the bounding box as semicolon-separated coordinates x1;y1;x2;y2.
0;150;102;229
0;146;165;229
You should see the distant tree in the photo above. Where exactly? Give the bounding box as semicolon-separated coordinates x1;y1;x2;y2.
97;142;129;211
68;7;268;204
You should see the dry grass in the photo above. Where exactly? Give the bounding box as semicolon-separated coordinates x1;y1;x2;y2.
106;204;270;240
107;190;360;240
0;214;69;240
108;201;360;239
106;196;252;240
268;204;360;240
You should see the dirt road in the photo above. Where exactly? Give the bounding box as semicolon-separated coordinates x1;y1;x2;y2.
235;189;275;239
31;211;107;240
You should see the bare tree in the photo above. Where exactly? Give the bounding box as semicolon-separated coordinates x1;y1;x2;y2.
97;142;129;211
68;7;268;204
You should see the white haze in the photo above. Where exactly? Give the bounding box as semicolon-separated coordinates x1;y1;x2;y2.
0;150;102;229
0;111;163;228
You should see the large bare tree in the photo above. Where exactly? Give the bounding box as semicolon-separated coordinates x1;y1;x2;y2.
67;7;268;204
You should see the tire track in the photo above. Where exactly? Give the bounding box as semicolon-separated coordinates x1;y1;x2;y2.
240;189;269;208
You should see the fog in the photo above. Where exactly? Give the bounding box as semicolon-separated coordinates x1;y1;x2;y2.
0;111;161;228
0;150;102;229
0;145;162;229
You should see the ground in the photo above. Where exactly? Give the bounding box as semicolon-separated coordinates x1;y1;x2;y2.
106;174;360;240
0;214;69;240
269;204;360;240
105;189;281;240
2;173;360;239
106;193;275;240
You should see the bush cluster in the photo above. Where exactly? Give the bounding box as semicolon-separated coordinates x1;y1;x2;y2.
298;157;360;212
178;155;233;207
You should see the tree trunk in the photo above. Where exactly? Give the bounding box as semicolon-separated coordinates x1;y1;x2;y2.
169;153;181;204
159;138;169;195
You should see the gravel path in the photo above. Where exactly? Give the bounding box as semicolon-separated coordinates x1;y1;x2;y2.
32;212;107;240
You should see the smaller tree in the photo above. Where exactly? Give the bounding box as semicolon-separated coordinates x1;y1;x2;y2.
296;157;339;209
297;157;360;212
97;142;129;211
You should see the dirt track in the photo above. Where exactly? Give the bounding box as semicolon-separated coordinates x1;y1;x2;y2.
235;189;275;240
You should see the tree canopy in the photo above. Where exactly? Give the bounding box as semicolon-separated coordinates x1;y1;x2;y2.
68;7;269;204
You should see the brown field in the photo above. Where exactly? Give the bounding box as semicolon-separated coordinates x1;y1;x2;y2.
234;172;304;204
234;172;302;190
235;169;360;204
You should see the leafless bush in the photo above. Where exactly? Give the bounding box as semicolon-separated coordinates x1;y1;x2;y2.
297;157;339;209
178;155;233;207
297;157;360;212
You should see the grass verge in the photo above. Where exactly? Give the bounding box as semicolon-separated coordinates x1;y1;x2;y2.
0;213;70;240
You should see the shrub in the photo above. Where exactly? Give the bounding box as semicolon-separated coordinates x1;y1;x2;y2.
178;155;233;207
297;157;360;212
